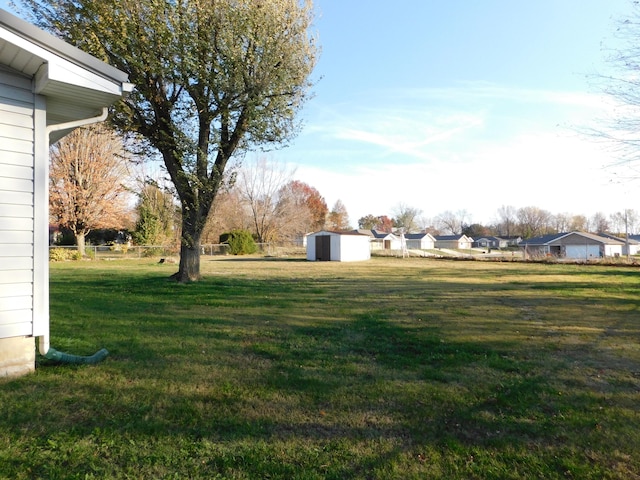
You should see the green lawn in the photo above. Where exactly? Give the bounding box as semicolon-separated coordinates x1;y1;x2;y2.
1;257;639;479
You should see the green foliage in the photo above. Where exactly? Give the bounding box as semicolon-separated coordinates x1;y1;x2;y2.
22;0;318;281
221;229;257;255
132;207;163;245
49;248;81;262
132;184;175;246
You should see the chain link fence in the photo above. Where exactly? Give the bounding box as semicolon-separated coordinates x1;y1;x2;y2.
50;243;305;260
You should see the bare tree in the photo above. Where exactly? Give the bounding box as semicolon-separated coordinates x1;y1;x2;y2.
551;212;572;233
610;209;639;235
49;125;132;254
436;210;470;235
589;212;610;233
238;157;296;243
203;187;251;244
595;3;640;175
516;206;551;239
495;205;517;237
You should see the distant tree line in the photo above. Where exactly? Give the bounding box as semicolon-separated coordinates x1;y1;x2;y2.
358;205;640;239
50;130;637;249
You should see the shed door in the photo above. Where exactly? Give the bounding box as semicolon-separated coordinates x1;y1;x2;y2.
315;235;331;261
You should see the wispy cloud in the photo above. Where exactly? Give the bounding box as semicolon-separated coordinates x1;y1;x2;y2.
278;82;629;223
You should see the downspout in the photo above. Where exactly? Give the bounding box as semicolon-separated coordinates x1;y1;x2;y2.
45;106;108;136
37;107;111;365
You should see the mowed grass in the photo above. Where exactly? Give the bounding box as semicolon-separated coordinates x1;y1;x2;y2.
1;257;639;479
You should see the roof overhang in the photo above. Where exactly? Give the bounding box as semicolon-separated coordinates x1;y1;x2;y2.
0;8;133;140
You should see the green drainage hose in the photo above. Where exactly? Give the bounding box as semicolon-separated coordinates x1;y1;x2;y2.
43;347;109;365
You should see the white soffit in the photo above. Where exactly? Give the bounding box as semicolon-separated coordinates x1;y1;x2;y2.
0;9;132;125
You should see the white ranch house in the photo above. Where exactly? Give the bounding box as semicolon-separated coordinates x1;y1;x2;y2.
404;232;436;250
434;234;474;250
519;232;625;260
0;9;131;378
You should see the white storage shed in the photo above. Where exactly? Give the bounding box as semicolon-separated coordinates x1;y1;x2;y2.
0;9;132;378
306;231;371;262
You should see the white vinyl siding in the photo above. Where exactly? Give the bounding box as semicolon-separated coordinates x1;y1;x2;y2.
0;67;35;339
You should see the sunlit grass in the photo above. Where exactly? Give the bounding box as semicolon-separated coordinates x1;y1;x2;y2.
0;257;639;479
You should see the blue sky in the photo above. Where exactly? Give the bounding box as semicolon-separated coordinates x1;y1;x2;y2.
2;1;636;226
278;0;636;226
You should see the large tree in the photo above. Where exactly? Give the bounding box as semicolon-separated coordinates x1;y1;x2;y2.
24;0;318;281
49;125;132;254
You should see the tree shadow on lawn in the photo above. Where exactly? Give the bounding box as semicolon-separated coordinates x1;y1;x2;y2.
3;267;640;477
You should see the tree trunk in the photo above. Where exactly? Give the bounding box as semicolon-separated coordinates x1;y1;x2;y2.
172;210;203;282
175;241;201;282
76;231;86;256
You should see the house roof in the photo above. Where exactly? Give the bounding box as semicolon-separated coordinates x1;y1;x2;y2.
519;232;625;246
474;236;503;242
0;8;132;139
518;233;566;245
434;235;472;241
597;233;640;245
404;232;435;240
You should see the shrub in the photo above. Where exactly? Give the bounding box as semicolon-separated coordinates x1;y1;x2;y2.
49;248;78;262
220;230;257;255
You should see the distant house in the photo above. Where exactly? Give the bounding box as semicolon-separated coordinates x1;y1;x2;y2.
0;9;131;378
473;236;507;249
519;232;624;260
405;232;436;250
353;229;401;250
472;236;521;249
434;235;474;250
306;230;371;262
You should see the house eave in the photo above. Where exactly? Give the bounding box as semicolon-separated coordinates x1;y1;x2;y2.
0;8;133;138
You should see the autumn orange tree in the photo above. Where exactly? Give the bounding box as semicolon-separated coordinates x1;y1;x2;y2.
23;0;318;281
49;125;132;254
282;180;328;233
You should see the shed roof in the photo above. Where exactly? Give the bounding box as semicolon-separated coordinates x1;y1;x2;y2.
309;230;369;237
